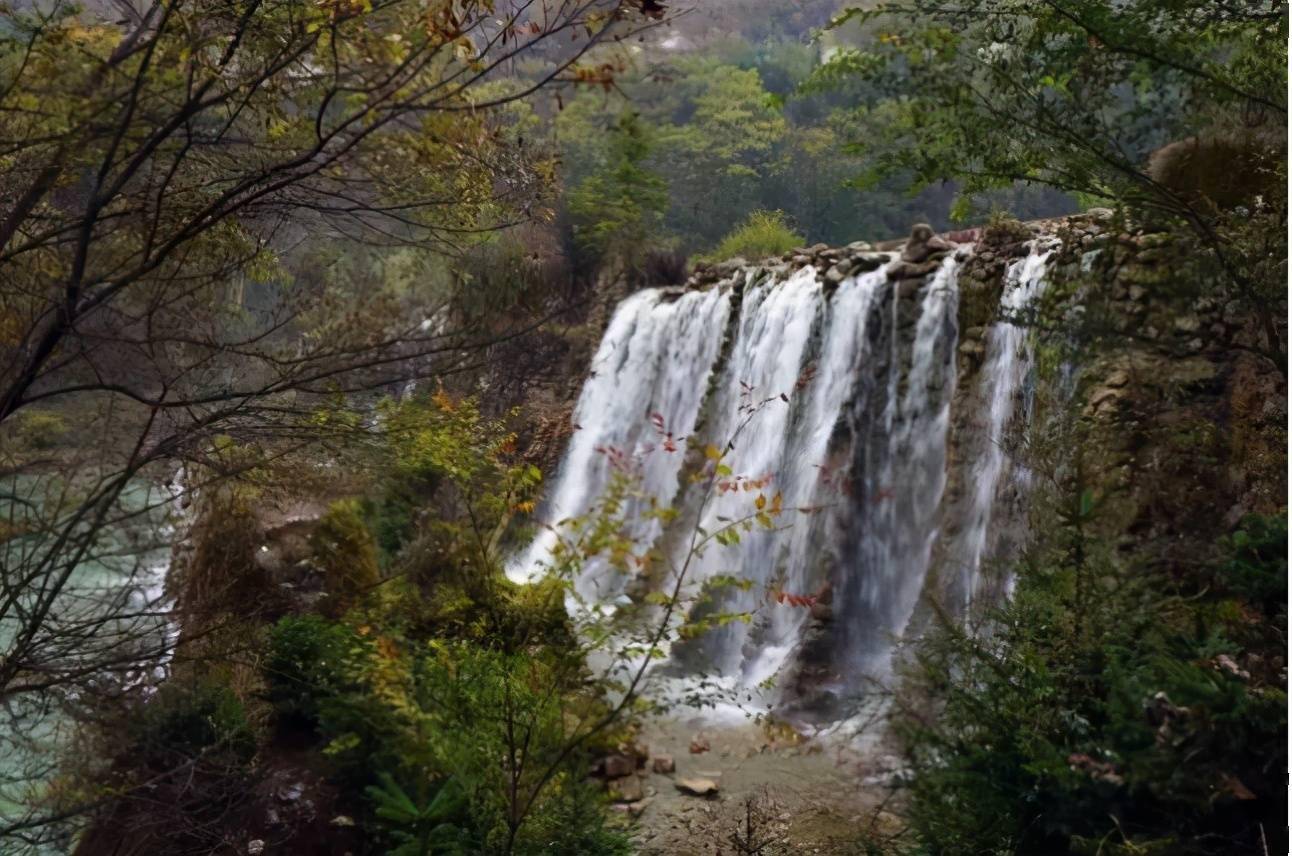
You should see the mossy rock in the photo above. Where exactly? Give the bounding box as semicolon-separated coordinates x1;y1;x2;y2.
311;499;381;617
958;276;1005;331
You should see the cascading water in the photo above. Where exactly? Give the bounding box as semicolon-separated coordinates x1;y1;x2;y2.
951;245;1055;607
511;242;1055;718
507;287;730;600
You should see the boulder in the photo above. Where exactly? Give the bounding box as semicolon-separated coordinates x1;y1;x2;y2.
900;223;955;263
688;735;710;754
607;774;644;803
651;754;675;774
823;263;850;287
603;754;635;779
896;278;923;300
675;777;720;797
849;253;886;273
886;259;940;281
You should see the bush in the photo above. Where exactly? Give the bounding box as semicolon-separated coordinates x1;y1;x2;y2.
311;499;381;615
11;409;67;450
264;614;361;727
702;209;804;263
127;679;255;765
410;643;632;855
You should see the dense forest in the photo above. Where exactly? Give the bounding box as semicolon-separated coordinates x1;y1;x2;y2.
0;1;1285;854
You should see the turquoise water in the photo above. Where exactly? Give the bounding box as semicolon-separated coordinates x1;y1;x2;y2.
1;476;177;852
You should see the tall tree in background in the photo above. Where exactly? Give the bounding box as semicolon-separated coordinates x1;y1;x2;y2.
0;0;653;846
566;110;668;269
660;65;788;248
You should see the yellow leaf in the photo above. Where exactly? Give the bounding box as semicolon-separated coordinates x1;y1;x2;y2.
704;444;722;461
755;493;766;510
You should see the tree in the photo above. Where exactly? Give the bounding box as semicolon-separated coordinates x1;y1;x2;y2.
566;110;668;270
658;65;788;249
0;0;658;846
889;501;1287;854
816;0;1287;370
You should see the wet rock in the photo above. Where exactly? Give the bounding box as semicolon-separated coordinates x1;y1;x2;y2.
847;240;874;252
823;262;850;287
248;842;265;856
1121;264;1169;285
278;781;305;802
887;260;939;281
330;815;355;827
1086;387;1126;418
896;277;923;300
1212;653;1251;681
1104;369;1130;388
1135;231;1173;250
651;754;675;774
850;253;886;273
688;735;710;754
675;777;720;797
809;599;832;622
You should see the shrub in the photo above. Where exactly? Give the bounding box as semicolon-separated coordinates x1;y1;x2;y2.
11;409;67;450
311;499;382;615
410;642;632;855
702;209;804;263
127;679;255;765
365;774;471;856
263;614;361;727
980;208;1033;245
894;512;1288;855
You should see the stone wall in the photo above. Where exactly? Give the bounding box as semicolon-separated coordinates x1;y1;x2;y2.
924;209;1286;626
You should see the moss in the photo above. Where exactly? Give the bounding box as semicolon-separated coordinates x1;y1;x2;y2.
957;276;1004;331
311;499;382;616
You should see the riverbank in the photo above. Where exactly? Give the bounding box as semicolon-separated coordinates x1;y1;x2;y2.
622;715;898;855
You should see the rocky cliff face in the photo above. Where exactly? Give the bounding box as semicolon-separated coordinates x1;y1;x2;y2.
919;209;1285;633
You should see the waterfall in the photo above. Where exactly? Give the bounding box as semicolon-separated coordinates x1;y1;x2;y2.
508;286;731;598
953;245;1054;606
512;243;1054;717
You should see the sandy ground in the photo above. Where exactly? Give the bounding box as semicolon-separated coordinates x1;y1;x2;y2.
622;713;900;855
